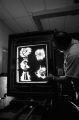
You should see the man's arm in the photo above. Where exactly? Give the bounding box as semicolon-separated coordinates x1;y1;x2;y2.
46;74;70;83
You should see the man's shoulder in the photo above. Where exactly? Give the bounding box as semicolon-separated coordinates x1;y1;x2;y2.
69;43;79;57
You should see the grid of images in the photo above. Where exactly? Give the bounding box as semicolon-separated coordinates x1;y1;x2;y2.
16;44;48;83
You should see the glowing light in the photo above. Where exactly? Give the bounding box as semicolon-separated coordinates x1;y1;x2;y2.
21;71;31;81
35;49;45;60
35;65;46;79
16;44;48;83
20;58;30;70
20;47;32;57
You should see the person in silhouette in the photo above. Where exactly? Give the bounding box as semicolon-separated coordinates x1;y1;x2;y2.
47;31;79;100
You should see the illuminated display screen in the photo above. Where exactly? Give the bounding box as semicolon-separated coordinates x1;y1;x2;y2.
16;44;48;83
7;32;55;98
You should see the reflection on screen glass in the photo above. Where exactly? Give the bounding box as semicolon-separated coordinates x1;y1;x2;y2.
16;44;48;83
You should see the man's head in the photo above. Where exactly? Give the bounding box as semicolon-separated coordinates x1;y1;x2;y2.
54;31;72;52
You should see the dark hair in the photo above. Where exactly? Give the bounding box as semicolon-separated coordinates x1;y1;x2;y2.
54;31;72;51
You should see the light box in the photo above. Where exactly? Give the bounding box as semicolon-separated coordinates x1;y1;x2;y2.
7;32;56;99
16;44;48;83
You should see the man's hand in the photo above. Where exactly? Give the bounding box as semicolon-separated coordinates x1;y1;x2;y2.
46;74;54;83
47;73;54;79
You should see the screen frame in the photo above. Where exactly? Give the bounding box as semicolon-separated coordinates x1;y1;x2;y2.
7;31;56;99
